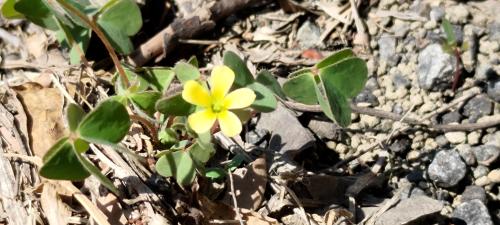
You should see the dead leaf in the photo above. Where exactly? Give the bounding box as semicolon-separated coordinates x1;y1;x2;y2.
222;155;267;210
198;194;278;225
41;183;72;225
13;83;66;157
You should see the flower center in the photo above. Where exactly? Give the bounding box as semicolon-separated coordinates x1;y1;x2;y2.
211;101;225;113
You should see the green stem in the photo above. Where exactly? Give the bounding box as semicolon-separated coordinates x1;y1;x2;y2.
55;0;129;88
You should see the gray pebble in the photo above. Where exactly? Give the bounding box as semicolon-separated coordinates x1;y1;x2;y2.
463;96;492;123
461;185;487;204
296;21;321;48
378;35;399;66
428;150;467;187
472;145;500;166
452;199;493;225
473;165;490;179
487;78;500;102
457;144;476;166
417;44;457;90
442;111;462;124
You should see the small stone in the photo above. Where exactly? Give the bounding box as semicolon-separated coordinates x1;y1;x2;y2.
468;131;482;145
307;119;337;140
472;145;500;166
475;176;491;186
417;44;456;90
452;200;493;225
487;78;500;102
463;96;493;123
441;111;461;124
423;20;437;30
479;40;500;55
326;141;336;150
407;150;421;161
360;115;380;128
488;22;500;42
473;165;489;179
389;138;411;153
487;169;500;183
374;196;443;225
393;20;410;37
445;131;467;144
335;143;349;154
436;135;449;147
475;63;496;81
428;150;467;187
296;21;321;48
378;35;399;66
461;185;487;204
354;89;379;106
392;73;411;89
446;4;470;24
429;7;445;22
457;144;476;166
245;129;269;147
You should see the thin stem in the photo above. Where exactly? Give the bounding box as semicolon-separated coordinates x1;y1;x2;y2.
451;47;462;92
55;0;129;88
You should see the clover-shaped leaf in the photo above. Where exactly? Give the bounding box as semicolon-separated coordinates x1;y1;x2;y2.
247;82;277;112
256;70;286;99
315;48;353;69
40;138;90;180
67;103;86;132
78;99;131;145
156;151;196;186
174;62;200;84
319;57;367;98
223;51;254;87
155;94;195;116
282;72;318;105
129;91;161;116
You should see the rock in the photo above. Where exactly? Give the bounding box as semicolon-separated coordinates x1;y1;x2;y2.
479;40;500;55
428;150;467;187
473;165;489;179
441;111;461;124
489;22;500;42
461;185;487;204
452;199;493;225
245;129;269;148
296;21;321;48
475;176;491;186
378;35;399;66
463;96;493;122
457;144;476;166
360;115;380;128
445;131;467;144
446;4;470;24
354;89;379;106
475;63;497;81
392;73;411;89
487;78;500;102
468;131;482;145
472;145;500;166
429;7;445;22
256;103;315;157
389;138;411;153
487;169;500;183
417;44;456;90
435;135;450;147
307;119;338;140
406;170;424;182
393;20;410;37
374;195;443;225
407;150;421;161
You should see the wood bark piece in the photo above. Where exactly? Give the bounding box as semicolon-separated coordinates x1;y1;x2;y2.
128;0;266;66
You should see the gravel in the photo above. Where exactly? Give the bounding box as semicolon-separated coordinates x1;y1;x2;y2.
428;150;467;187
452;199;493;225
378;34;399;66
487;78;500;102
462;96;493;123
296;20;321;48
461;185;487;204
472;145;500;166
417;44;457;90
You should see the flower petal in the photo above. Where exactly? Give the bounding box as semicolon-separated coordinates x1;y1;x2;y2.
182;80;211;107
188;109;217;133
223;88;256;109
217;110;242;137
210;66;235;101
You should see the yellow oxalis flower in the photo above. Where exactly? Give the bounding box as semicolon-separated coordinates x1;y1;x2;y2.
182;65;256;137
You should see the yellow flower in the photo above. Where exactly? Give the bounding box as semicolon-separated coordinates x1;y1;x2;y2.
182;66;256;137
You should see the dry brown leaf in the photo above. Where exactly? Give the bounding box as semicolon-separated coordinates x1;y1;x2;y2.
25;32;48;59
41;183;72;225
13;83;66;157
222;155;267;210
198;194;278;225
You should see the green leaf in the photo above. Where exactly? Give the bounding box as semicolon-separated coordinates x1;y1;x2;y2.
315;48;354;69
156;151;181;177
226;154;246;171
73;138;89;153
189;142;214;164
188;56;199;67
174;62;200;84
142;67;175;92
255;70;286;99
115;68;149;94
155;94;195;116
78;99;131;144
56;19;91;65
205;167;226;180
67;103;86;132
441;18;456;46
14;0;58;30
282;72;318;105
318;57;368;98
289;68;313;78
96;0;142;54
74;151;119;195
176;151;196;185
156;151;196;186
315;76;352;127
158;128;178;147
130;91;161;116
40;137;91;180
223;51;254;87
247;82;277;112
1;0;23;19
